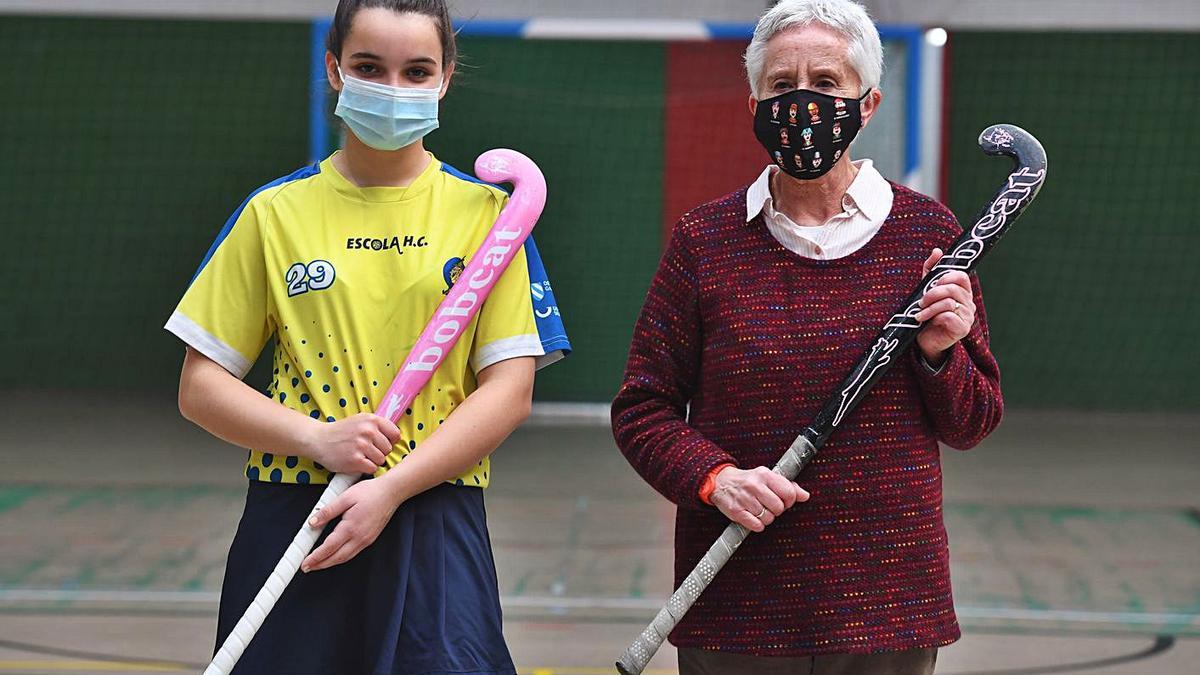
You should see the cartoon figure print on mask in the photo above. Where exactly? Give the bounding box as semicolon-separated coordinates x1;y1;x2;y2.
755;88;868;180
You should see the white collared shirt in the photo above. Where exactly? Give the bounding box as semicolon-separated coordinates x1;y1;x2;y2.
746;159;895;260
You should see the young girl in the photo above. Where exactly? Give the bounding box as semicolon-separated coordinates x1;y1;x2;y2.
165;1;569;672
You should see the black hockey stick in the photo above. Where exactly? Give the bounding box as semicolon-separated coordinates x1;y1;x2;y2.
616;124;1048;675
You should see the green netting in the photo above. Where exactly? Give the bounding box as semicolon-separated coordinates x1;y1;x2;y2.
948;32;1200;409
3;15;1197;411
0;15;309;390
434;38;667;402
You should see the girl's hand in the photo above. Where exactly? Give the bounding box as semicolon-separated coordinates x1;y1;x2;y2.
916;248;976;367
301;478;402;572
302;413;401;475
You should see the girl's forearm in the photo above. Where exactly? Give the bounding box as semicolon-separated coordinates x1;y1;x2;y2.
379;357;534;501
178;348;320;458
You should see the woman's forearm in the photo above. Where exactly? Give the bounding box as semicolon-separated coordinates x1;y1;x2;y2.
178;347;320;458
378;357;534;501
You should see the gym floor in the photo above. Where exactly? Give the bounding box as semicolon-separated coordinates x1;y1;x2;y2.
0;391;1196;674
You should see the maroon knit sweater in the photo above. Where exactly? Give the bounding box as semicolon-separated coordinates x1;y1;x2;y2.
611;182;1002;655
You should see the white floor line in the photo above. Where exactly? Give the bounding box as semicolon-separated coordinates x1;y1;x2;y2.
2;589;1197;628
528;402;611;427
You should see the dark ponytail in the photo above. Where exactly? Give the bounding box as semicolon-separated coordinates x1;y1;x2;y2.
326;0;457;68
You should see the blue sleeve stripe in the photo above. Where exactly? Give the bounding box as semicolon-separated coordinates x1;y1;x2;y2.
190;164;321;285
524;237;572;358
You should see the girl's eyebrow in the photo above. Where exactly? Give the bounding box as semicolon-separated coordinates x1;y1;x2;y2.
349;51;382;60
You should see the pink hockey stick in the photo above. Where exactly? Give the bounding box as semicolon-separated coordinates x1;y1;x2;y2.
205;149;547;675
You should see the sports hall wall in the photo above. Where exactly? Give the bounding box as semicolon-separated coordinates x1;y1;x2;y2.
0;14;1197;409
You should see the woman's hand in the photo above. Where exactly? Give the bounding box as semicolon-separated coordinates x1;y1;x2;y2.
710;466;809;532
916;248;976;367
301;413;401;475
301;477;402;572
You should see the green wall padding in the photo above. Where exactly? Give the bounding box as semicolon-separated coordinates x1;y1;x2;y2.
6;18;1195;411
434;38;666;402
0;16;310;390
948;32;1200;409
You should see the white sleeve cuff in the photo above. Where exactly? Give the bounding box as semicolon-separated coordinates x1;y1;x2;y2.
164;310;253;379
471;333;554;374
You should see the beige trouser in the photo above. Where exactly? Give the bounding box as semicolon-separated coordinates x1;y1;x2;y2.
678;646;937;675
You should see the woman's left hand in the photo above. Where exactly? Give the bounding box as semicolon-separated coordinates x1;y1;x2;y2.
916;248;975;367
301;477;402;573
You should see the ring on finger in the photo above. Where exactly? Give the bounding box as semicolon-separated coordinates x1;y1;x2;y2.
952;301;962;315
756;507;767;519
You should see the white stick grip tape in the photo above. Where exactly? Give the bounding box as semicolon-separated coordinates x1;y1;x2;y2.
616;438;817;674
204;473;356;675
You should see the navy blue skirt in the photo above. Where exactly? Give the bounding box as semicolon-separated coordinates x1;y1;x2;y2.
215;480;516;675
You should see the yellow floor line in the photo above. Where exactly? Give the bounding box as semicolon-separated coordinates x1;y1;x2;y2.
0;662;677;674
518;669;677;675
0;661;184;672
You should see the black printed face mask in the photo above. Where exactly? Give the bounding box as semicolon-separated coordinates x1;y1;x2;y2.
753;88;868;180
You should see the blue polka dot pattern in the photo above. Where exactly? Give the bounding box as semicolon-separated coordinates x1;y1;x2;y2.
270;468;283;482
247;466;260;480
327;416;336;422
417;423;424;431
285;456;298;468
279;393;286;403
262;454;273;467
291;378;299;387
323;384;331;393
300;394;310;404
362;397;368;405
339;398;347;407
333;366;340;373
305;370;312;378
297;471;310;484
408;440;416;450
309;411;320;419
455;478;464;486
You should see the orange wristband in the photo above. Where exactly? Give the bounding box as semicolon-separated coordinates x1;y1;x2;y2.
699;463;735;505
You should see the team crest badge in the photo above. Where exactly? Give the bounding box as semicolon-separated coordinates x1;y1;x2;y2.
442;257;465;294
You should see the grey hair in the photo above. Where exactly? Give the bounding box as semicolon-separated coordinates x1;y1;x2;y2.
745;0;883;99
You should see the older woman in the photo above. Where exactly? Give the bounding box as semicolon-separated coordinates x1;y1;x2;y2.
611;1;1002;673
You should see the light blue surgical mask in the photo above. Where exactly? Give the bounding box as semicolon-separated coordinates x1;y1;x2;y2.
334;68;441;151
